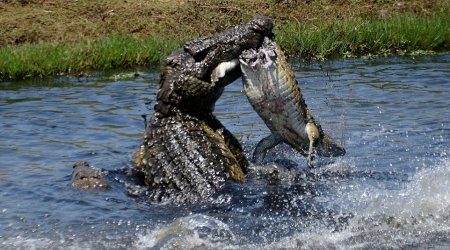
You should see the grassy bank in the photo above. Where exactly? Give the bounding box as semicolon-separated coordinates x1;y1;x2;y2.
0;0;449;81
0;36;182;80
277;12;450;59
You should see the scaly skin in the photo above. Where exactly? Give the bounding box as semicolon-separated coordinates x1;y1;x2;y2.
70;161;110;190
134;17;274;203
240;38;345;167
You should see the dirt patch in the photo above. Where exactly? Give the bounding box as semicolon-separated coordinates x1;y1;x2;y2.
1;0;447;47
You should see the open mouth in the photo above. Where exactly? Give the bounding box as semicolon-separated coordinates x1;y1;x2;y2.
239;37;277;69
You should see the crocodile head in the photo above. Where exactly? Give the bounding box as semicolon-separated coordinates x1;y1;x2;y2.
70;161;110;190
156;16;274;117
240;37;345;165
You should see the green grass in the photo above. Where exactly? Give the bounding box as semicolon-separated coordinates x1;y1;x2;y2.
0;12;449;81
0;36;183;80
276;12;450;60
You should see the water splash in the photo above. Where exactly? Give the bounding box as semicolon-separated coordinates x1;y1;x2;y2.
135;214;236;249
129;157;450;249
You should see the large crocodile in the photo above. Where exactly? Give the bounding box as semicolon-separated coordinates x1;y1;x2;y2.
240;37;345;167
134;16;274;202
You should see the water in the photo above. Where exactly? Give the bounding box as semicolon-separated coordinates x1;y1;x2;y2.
1;55;449;249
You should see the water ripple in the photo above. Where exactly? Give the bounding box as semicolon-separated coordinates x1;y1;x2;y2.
0;55;449;249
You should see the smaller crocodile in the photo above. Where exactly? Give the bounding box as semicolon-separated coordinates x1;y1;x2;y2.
240;37;345;167
70;161;110;190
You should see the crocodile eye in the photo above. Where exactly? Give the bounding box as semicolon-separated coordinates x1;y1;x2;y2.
250;16;272;32
184;40;211;62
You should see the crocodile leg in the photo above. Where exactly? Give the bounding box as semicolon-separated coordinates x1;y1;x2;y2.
306;122;319;168
252;133;283;164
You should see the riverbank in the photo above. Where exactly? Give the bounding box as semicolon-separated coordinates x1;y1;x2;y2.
1;0;449;81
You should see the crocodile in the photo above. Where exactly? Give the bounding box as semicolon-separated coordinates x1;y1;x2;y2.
134;16;274;203
70;161;110;190
240;37;345;167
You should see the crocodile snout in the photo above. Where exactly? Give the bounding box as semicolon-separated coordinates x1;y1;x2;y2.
248;16;274;36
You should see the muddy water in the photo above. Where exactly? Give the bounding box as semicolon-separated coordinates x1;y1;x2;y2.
1;55;449;249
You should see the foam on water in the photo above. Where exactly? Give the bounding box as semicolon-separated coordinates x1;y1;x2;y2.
135;214;236;249
364;157;450;218
277;157;450;249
